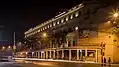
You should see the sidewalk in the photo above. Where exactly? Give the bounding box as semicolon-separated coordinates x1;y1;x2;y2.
15;58;119;66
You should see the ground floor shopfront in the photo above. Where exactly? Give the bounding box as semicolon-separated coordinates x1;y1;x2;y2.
32;47;101;63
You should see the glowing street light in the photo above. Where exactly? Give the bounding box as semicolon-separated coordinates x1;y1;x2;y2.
20;53;23;55
43;32;47;37
8;46;11;48
26;52;28;54
2;46;5;49
113;13;119;18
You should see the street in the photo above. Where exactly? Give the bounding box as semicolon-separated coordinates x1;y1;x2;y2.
1;61;119;67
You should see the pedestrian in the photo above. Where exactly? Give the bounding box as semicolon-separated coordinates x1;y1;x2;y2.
108;57;111;66
101;56;103;66
104;57;106;66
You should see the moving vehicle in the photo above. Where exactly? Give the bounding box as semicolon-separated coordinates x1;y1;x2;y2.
0;56;14;62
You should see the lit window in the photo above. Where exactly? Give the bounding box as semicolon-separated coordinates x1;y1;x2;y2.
50;24;52;27
48;25;50;28
75;12;79;17
66;16;69;21
45;26;47;29
57;21;59;24
75;27;78;30
47;25;49;28
70;15;73;19
53;22;56;26
61;19;64;23
38;30;40;32
43;27;44;30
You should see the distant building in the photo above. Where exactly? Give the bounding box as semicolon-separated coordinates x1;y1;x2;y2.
23;1;119;63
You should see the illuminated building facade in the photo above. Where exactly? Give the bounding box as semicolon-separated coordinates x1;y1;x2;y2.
24;1;119;63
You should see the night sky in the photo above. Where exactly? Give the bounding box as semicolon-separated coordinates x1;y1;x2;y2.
0;1;82;44
0;0;114;44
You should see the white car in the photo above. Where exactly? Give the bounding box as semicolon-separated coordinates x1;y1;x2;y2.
0;56;15;62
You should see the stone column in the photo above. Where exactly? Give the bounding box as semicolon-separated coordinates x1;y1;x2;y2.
85;50;87;61
80;50;83;60
38;52;39;58
46;51;48;59
85;50;87;56
53;51;55;59
69;50;71;60
36;52;38;58
95;49;98;63
41;52;42;59
77;50;79;60
50;50;52;59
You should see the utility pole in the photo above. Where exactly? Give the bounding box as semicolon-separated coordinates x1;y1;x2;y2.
13;32;16;56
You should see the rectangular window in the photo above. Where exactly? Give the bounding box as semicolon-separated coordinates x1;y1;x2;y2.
73;40;76;46
82;50;85;57
68;41;71;47
87;50;95;58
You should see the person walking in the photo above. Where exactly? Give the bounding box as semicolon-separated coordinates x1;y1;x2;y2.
104;57;106;66
108;57;111;66
101;56;103;66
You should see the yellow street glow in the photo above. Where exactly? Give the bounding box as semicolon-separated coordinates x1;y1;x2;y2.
43;33;47;37
113;13;118;18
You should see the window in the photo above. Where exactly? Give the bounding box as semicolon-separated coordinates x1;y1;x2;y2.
50;24;52;27
82;50;85;57
73;40;76;46
41;28;42;31
47;25;49;29
66;16;69;21
57;21;59;24
45;26;47;29
38;30;40;32
79;11;81;15
68;41;71;47
48;25;50;28
75;12;79;17
43;27;44;30
87;50;95;57
53;22;56;26
70;14;73;19
61;19;64;23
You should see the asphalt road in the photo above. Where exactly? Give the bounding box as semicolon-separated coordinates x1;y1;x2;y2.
21;61;119;67
1;61;119;67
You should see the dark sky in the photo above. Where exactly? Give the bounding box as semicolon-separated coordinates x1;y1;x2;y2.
0;0;116;44
0;1;83;44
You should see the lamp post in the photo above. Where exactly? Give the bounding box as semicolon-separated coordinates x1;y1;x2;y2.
13;32;16;56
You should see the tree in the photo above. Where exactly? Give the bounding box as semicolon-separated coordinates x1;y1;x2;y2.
20;36;41;50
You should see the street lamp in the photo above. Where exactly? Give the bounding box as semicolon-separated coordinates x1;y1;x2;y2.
43;32;47;37
113;13;119;18
2;46;5;50
8;46;11;49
